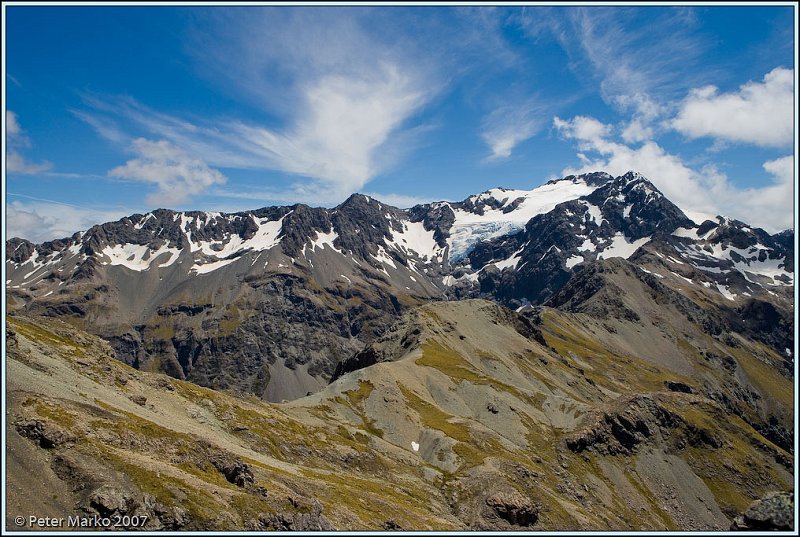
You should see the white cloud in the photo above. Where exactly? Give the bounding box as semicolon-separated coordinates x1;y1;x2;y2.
615;93;665;143
553;115;794;232
108;138;227;207
6;111;52;174
672;67;794;148
7;198;129;243
721;156;794;232
231;64;428;195
361;192;434;208
553;115;612;143
481;99;547;159
78;13;437;205
70;109;127;144
164;9;436;198
80;73;430;203
522;8;710;146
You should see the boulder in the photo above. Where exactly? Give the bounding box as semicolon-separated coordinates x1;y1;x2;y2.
731;491;793;531
15;419;75;448
485;491;538;526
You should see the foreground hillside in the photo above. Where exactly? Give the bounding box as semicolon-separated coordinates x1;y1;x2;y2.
6;294;792;530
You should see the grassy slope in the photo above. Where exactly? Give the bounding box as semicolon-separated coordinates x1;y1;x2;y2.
6;297;793;530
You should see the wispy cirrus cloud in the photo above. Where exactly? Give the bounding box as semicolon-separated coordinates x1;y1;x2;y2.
570;8;709;105
228;65;429;193
521;7;712;140
672;67;794;148
6;111;52;174
481;97;549;160
74;9;441;205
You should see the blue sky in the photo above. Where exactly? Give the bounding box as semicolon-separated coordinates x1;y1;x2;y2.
4;3;796;242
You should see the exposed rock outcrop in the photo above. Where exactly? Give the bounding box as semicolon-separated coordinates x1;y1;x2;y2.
485;491;538;526
731;491;793;531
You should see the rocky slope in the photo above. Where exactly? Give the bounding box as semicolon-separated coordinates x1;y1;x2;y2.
6;171;794;402
6;297;793;530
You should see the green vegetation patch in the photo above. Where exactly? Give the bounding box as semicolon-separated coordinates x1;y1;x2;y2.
540;310;690;393
34;401;77;428
416;340;534;404
397;383;503;469
95;445;225;527
9;317;87;359
90;399;197;452
341;380;384;438
730;346;793;407
398;384;471;443
300;468;450;530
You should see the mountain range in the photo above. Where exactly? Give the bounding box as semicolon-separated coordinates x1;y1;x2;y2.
6;171;793;400
5;170;795;530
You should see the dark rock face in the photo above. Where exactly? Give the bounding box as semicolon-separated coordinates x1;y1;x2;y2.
565;395;677;455
88;485;139;517
6;237;35;263
546;261;641;322
665;381;693;394
735;299;794;363
15;419;76;449
84;486;189;530
582;171;694;240
246;497;335;531
485;491;538;526
408;202;455;248
731;491;794;531
566;395;727;457
250;512;336;531
210;456;254;488
330;316;424;382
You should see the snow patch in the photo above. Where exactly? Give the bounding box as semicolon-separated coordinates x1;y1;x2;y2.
565;255;583;269
447;178;598;259
715;284;737;301
387;220;442;261
190;258;238;275
310;229;339;252
582;201;603;225
672;227;699;239
597;234;650;260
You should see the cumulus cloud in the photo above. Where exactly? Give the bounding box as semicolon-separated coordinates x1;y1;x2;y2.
7;198;129;243
108;138;227;207
6;111;52;174
672;67;794;148
615;93;666;143
721;156;794;232
553;115;793;232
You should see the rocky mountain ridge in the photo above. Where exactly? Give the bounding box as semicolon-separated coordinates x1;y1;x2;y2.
6;171;794;401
